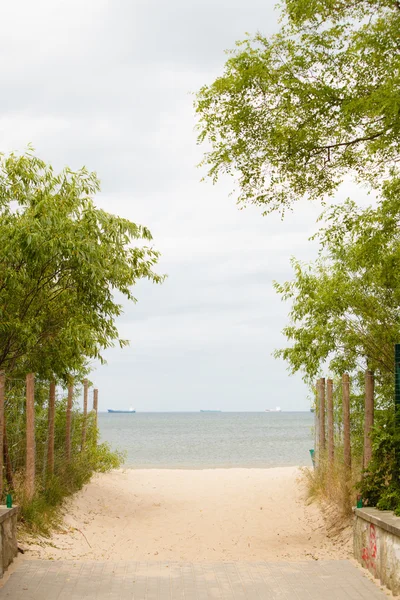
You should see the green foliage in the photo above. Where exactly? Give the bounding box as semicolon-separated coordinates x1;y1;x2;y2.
19;440;124;535
196;0;400;212
274;177;400;383
8;384;125;534
197;0;400;516
0;150;164;381
359;412;400;516
0;150;160;533
303;451;360;518
275;178;400;513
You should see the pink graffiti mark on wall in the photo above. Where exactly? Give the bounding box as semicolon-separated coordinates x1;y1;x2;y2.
361;523;377;575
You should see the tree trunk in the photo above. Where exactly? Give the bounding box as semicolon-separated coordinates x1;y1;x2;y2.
319;377;326;452
81;379;88;450
342;373;351;471
364;370;374;470
25;373;35;501
93;389;98;434
66;383;73;463
47;380;56;475
327;378;334;465
314;380;320;468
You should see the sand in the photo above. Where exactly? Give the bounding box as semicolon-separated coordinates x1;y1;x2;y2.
24;467;352;562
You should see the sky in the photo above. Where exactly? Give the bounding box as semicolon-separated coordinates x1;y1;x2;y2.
0;0;354;412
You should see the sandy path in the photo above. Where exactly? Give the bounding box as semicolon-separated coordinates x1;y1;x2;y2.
25;467;351;562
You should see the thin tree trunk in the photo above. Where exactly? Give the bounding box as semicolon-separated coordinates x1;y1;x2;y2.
47;380;56;475
364;370;374;470
342;373;351;472
66;383;73;463
314;380;320;468
93;389;98;433
81;379;88;450
319;377;326;452
25;373;35;501
327;378;334;465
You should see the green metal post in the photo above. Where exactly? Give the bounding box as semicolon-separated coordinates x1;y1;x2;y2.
396;344;400;426
395;345;400;480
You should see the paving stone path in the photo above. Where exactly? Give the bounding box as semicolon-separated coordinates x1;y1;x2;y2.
0;559;388;599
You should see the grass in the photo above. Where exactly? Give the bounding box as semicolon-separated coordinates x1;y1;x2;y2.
14;441;125;536
303;449;363;520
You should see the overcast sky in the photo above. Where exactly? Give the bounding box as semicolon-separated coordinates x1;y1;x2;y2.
1;0;347;411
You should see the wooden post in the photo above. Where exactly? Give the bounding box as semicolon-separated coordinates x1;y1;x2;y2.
314;380;320;468
327;378;334;465
81;379;88;450
47;380;56;475
395;345;400;472
93;389;98;431
342;373;351;471
364;370;375;470
319;377;326;452
26;373;35;501
3;416;13;490
66;382;73;463
0;373;4;501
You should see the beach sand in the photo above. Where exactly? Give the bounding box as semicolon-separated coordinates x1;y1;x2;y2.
24;467;352;562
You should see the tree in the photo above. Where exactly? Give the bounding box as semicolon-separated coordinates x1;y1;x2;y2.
274;177;400;382
273;177;400;514
195;0;400;212
0;151;164;380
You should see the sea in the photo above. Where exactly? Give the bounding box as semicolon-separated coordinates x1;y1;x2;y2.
98;411;314;469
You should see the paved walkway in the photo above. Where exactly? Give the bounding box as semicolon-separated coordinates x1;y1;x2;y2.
0;559;387;599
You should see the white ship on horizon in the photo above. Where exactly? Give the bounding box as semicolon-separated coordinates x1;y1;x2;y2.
265;407;282;412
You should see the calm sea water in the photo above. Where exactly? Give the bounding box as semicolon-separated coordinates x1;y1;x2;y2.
98;411;314;469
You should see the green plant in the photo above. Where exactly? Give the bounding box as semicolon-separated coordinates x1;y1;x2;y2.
0;150;164;381
4;382;125;534
304;446;363;519
196;0;400;213
18;437;124;534
359;412;400;515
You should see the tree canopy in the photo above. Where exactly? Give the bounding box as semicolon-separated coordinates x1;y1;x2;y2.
0;151;163;381
274;177;400;382
196;0;400;212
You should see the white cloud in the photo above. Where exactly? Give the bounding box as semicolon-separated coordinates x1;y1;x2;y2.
0;0;370;412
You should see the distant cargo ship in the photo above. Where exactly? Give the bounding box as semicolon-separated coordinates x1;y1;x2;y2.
200;410;221;413
265;407;282;412
108;407;136;413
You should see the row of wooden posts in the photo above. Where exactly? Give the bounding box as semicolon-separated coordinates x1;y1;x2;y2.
0;373;99;502
314;370;374;471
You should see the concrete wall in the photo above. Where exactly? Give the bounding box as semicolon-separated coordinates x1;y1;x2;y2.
0;507;19;577
354;507;400;595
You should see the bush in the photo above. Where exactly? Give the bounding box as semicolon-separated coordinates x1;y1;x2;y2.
4;384;125;535
359;413;400;516
17;441;124;535
304;450;362;519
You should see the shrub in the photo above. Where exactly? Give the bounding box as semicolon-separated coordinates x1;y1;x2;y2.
359;412;400;516
4;384;124;534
